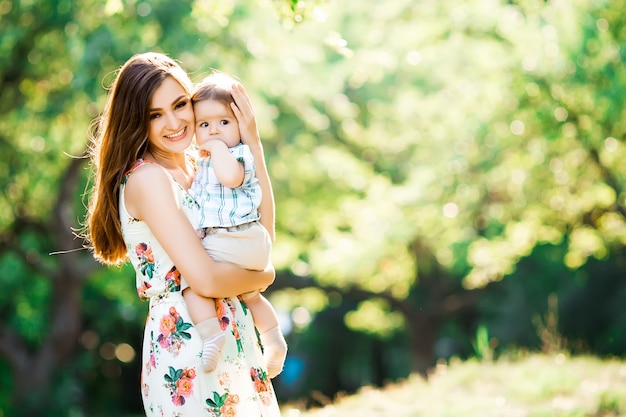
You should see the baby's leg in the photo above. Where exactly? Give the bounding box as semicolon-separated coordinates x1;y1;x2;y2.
244;292;279;333
183;289;225;372
244;292;288;378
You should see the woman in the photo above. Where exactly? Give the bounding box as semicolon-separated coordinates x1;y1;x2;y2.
85;52;281;416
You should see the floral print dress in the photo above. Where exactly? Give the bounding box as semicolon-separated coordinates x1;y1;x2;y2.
120;159;281;417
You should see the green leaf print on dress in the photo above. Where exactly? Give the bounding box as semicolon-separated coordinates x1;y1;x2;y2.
206;391;240;416
157;307;193;354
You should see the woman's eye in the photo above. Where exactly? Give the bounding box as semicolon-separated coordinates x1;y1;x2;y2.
149;113;160;120
175;100;188;109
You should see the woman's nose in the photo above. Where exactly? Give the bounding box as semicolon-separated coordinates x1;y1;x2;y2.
165;111;179;129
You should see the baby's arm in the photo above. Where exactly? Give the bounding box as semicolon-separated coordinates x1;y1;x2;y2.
201;140;244;188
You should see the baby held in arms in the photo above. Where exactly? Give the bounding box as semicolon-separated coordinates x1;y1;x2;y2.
184;71;287;378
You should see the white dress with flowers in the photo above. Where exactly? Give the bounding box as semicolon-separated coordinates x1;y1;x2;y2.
120;159;281;417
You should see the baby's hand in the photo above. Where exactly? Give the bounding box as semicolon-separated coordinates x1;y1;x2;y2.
198;139;228;156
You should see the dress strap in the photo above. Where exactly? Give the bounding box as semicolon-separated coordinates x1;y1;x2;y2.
124;158;154;178
125;155;196;176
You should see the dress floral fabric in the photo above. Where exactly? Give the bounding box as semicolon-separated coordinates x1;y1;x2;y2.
120;159;281;416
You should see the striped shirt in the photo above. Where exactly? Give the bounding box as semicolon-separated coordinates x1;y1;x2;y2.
189;143;261;228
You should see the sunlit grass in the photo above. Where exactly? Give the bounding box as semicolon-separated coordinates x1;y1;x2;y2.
282;353;626;417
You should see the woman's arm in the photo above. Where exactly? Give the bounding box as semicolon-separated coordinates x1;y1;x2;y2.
125;163;274;298
230;83;276;243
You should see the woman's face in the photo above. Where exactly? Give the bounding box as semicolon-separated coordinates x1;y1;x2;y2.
147;76;195;156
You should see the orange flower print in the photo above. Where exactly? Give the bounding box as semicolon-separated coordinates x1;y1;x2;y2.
250;367;273;406
137;280;152;300
135;242;155;278
157;307;192;354
164;266;181;292
217;371;231;387
216;299;241;350
221;404;236;417
206;392;239;416
176;375;193;397
164;366;195;406
160;314;177;337
250;367;270;394
215;300;230;331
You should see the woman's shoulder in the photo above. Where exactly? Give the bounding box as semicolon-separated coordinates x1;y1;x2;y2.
125;159;166;183
123;160;187;222
123;160;175;201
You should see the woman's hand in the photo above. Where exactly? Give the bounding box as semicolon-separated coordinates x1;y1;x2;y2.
230;83;261;149
230;81;276;243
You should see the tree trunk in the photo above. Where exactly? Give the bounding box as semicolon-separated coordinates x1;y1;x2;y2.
2;157;97;414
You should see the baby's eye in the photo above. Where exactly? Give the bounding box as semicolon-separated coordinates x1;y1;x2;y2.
220;120;229;126
199;122;209;128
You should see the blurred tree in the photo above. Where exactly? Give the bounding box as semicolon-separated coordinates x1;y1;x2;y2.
0;1;99;414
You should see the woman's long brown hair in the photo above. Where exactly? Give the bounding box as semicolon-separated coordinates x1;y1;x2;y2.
84;52;191;265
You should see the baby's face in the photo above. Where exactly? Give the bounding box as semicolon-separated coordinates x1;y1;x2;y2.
194;99;241;148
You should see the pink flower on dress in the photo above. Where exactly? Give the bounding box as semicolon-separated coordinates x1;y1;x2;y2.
206;391;240;416
156;307;193;353
135;243;155;278
146;342;156;373
158;337;171;349
168;306;180;320
249;367;274;406
135;242;153;261
250;367;270;394
176;375;194;397
164;366;196;406
215;300;230;330
137;280;151;299
160;313;177;337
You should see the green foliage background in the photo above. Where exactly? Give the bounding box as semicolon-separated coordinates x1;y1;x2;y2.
1;0;626;415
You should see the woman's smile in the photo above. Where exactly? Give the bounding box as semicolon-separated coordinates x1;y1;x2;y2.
164;126;188;141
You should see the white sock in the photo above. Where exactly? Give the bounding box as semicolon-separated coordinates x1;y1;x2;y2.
196;319;226;372
260;326;288;379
